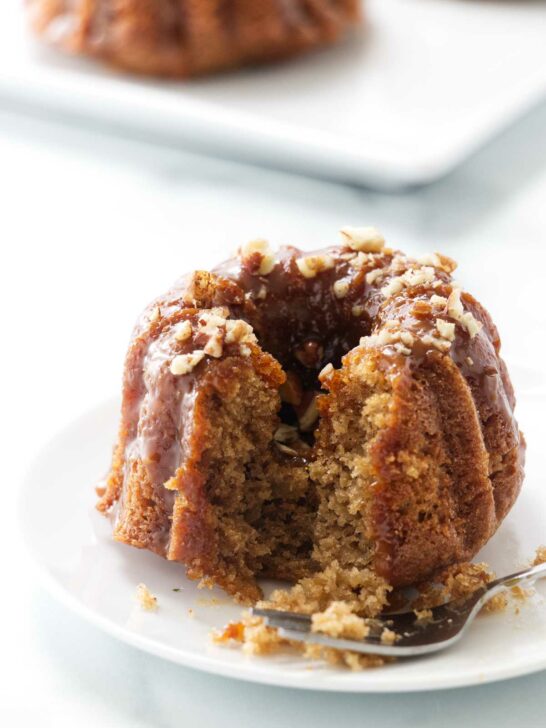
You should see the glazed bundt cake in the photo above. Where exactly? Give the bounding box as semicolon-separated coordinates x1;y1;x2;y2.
97;228;525;605
27;0;361;77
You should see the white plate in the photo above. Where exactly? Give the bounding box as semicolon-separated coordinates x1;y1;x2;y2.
1;1;545;189
19;375;546;693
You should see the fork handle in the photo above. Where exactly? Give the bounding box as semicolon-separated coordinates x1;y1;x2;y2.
487;560;546;592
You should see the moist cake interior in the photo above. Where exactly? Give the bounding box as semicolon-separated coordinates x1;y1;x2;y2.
198;318;385;605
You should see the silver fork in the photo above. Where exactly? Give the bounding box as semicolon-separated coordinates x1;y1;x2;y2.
251;562;546;657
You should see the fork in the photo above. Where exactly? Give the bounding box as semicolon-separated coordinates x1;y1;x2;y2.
251;561;546;657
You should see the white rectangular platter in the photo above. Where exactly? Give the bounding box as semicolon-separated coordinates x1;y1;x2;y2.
1;0;545;189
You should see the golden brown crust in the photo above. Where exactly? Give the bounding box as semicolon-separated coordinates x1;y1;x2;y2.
26;0;362;78
369;353;497;585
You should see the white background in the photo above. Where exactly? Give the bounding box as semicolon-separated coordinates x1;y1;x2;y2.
2;92;546;723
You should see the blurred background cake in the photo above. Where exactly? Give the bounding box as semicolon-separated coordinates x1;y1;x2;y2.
27;0;362;77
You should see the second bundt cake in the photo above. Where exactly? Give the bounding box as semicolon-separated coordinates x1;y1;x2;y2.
27;0;362;77
97;228;525;605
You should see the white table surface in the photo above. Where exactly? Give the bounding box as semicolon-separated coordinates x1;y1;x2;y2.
2;97;546;725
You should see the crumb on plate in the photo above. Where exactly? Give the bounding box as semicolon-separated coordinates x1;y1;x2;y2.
136;583;158;611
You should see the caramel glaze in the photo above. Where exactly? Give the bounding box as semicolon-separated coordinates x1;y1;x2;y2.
99;242;524;589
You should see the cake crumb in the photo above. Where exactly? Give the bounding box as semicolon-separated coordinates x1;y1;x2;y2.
482;592;508;613
303;642;388;671
136;583;158;611
215;549;545;670
380;627;397;645
511;585;534;601
311;601;370;640
414;608;433;622
213;620;245;644
533;546;546;566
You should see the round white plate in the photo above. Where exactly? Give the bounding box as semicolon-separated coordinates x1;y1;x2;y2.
19;382;546;692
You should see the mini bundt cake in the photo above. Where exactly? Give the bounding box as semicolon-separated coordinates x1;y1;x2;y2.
27;0;361;77
97;228;525;604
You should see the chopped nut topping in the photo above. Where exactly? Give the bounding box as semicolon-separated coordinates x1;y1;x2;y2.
149;306;161;322
136;583;158;611
225;319;256;345
170;350;206;376
333;278;350;299
352;304;364;317
381;265;437;299
239;344;252;357
436;319;456;341
204;334;223;358
349;251;374;270
183;271;216;307
295;254;335;279
298;396;319;432
365;268;384;285
417;252;457;273
198;311;227;331
466;356;474;366
430;295;448;309
174;320;192;342
279;371;303;406
399;331;414;347
359;324;415;356
445;288;482;338
381;277;404;297
274;441;298;457
256;285;267;300
339;226;385;253
394;343;412;356
447;287;464;319
198;310;227;359
401;266;436;288
421;334;451;352
239;239;276;276
418;253;442;268
390;253;409;275
360;328;401;350
274;424;299;444
437;253;457;273
318;363;334;384
412;300;432;318
460;311;483;338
